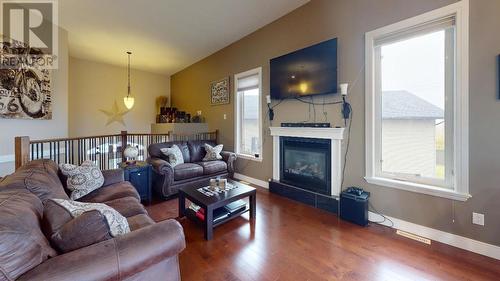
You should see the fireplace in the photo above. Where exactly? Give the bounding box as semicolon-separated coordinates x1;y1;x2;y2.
270;126;344;198
280;137;331;195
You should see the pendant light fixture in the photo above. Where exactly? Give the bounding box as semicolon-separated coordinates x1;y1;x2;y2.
123;51;135;110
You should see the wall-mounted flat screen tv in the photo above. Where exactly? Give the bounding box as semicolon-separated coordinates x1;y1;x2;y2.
270;38;338;100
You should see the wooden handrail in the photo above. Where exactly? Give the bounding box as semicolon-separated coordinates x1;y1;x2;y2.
29;134;121;144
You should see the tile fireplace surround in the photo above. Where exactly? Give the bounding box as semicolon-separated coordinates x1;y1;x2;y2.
269;127;345;197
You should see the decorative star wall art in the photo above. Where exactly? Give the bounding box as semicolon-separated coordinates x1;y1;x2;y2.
99;100;129;126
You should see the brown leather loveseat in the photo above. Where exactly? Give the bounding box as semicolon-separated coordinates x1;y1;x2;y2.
0;159;185;281
148;140;237;198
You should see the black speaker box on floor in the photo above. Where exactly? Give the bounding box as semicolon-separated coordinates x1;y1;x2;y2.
340;189;370;226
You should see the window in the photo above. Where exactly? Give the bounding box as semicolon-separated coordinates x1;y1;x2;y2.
365;1;469;201
235;67;262;161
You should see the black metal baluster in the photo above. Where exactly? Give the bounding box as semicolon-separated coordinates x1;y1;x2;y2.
82;138;86;161
71;140;74;164
57;141;60;164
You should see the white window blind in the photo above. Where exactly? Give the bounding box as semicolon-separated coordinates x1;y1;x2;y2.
374;15;456;47
237;74;259;92
234;68;263;161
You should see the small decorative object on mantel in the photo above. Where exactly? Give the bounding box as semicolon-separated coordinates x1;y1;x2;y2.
123;145;139;165
210;77;230;105
156;96;169;122
191;111;204;123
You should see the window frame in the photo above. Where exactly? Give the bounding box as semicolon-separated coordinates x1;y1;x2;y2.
364;0;470;201
234;67;263;162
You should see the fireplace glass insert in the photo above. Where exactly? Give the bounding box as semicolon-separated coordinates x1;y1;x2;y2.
280;137;331;195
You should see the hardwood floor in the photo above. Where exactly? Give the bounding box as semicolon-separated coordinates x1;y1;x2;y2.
146;187;500;281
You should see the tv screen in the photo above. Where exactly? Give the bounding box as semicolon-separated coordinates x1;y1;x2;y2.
270;38;338;100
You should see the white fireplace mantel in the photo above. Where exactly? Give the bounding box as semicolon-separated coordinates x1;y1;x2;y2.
269;126;345;197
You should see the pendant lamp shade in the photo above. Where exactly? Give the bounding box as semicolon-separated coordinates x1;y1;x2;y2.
123;51;134;109
123;96;134;109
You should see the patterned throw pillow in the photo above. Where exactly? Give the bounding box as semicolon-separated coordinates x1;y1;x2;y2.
160;145;185;167
59;161;104;200
50;199;130;237
203;144;223;161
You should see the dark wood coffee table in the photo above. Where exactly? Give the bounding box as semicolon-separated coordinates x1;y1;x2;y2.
178;180;256;240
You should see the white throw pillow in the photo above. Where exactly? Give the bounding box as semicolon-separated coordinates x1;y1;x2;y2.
59;161;104;200
51;199;130;237
160;145;185;167
203;144;223;161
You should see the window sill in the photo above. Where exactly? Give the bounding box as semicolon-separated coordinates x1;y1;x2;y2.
364;176;471;201
236;153;263;162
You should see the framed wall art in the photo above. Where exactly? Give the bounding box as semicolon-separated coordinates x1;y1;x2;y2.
210;77;230;105
0;40;52;120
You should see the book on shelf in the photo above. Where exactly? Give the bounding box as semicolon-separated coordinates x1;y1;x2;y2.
187;201;246;223
224;200;247;214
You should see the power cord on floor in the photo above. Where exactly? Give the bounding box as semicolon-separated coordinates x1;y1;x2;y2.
368;201;394;227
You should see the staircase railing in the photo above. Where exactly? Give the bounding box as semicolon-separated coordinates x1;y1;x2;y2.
14;130;218;171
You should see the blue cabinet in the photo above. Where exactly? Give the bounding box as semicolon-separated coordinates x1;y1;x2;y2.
120;162;152;203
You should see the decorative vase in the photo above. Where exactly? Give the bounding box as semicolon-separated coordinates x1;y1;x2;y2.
123;145;139;165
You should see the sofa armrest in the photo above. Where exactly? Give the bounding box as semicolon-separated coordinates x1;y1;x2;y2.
221;151;237;177
148;157;174;176
101;169;124;187
17;219;186;281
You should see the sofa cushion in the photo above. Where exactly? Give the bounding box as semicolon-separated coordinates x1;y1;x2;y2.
203;144;223;161
104;197;148;218
2;159;70;202
127;214;156;231
188;140;216;162
51;199;130;237
160;144;185;167
0;188;57;280
59;161;105;200
174;163;203;181
196;160;228;175
42;200;112;253
149;141;190;162
78;181;140;203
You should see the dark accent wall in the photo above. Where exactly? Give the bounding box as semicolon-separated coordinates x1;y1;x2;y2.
171;0;500;247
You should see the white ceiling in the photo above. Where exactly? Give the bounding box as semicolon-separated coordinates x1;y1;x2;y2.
59;0;310;75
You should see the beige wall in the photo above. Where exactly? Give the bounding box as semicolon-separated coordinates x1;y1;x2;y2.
171;0;500;246
0;28;69;176
69;57;170;137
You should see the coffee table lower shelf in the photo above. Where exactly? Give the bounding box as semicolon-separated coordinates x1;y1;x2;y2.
183;206;250;228
178;180;257;240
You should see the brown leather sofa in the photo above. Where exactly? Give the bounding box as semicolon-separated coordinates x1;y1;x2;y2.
0;159;185;281
148;140;237;198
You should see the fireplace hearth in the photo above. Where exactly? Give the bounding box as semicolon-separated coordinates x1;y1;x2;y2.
280;137;331;195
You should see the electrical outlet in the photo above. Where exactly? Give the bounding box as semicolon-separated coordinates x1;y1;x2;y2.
197;110;202;116
472;212;485;226
223;114;227;120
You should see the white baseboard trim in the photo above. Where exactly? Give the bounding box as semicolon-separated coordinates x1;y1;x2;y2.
234;173;269;189
369;211;500;260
